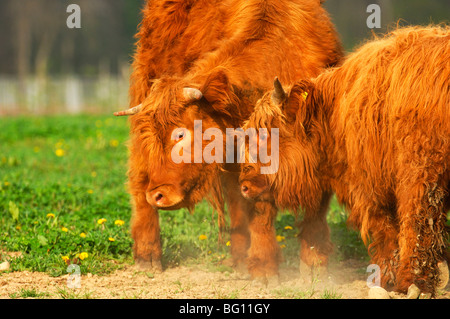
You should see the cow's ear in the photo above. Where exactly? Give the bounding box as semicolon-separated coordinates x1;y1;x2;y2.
270;77;296;123
200;69;238;116
285;80;316;128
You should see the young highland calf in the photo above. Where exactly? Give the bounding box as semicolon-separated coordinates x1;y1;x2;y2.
239;26;450;296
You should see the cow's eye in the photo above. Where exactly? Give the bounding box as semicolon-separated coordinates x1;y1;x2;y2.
243;166;251;174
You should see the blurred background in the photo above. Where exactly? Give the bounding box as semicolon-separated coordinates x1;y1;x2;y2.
0;0;448;115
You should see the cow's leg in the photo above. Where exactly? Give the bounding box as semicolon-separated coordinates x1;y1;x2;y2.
222;172;251;270
298;191;333;283
396;179;448;296
246;201;281;285
365;210;400;289
344;185;401;289
130;190;163;272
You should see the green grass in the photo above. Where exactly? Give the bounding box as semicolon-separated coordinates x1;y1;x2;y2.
9;288;52;299
0;115;133;275
0;115;366;277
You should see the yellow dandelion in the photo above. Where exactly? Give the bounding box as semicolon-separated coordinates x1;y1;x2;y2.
280;244;286;249
61;227;69;232
276;235;285;242
79;252;89;260
108;237;115;242
109;139;119;147
226;241;231;247
114;220;125;226
97;218;107;225
33;146;40;153
80;232;86;238
91;171;97;178
62;256;70;262
4;181;10;186
284;226;293;230
46;213;55;218
198;234;207;241
55;149;65;157
87;189;94;194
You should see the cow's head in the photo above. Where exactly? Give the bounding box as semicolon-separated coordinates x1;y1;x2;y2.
239;77;322;211
117;69;245;210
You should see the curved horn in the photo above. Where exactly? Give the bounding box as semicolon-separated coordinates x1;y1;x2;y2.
271;77;286;105
113;104;143;116
183;88;203;102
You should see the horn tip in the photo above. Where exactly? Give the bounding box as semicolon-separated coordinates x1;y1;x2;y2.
193;90;203;100
183;88;203;101
113;103;143;117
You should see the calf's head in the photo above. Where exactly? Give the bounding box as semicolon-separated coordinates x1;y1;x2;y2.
239;78;322;211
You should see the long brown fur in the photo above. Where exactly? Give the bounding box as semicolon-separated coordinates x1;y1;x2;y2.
127;0;343;277
240;25;450;295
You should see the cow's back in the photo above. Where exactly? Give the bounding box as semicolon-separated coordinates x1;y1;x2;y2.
324;26;450;208
198;0;342;88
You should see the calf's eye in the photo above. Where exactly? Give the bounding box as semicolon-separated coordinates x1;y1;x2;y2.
172;128;187;141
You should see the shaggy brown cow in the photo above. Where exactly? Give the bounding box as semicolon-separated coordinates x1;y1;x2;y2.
239;26;450;295
116;0;343;280
116;0;230;272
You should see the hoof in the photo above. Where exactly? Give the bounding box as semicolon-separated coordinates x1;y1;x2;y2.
299;262;330;284
134;259;163;273
407;284;420;299
221;257;248;274
312;265;330;283
437;261;449;290
368;286;390;299
251;275;280;288
298;261;311;284
234;262;249;275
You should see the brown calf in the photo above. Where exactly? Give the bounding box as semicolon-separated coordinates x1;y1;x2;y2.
240;26;450;295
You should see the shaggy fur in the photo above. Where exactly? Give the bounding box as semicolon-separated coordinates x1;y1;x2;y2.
240;25;450;295
129;0;227;106
127;0;343;277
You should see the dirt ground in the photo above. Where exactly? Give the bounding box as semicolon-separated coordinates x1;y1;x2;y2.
1;258;449;299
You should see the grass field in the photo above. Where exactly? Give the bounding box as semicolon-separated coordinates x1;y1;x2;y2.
0;115;368;279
